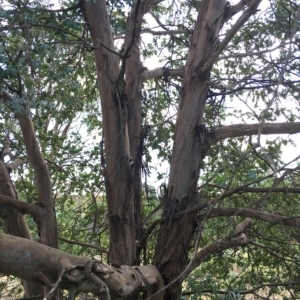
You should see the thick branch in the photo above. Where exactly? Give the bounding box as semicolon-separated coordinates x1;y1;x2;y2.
0;234;164;299
0;193;41;219
185;234;248;274
209;122;300;145
198;208;300;228
142;67;184;81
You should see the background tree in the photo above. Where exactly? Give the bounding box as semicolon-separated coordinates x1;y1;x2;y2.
1;0;300;299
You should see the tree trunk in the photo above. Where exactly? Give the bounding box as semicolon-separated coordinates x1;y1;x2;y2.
154;1;227;298
82;0;140;266
82;0;148;267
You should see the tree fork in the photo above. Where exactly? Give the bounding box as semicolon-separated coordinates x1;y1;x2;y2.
153;1;236;298
82;0;148;267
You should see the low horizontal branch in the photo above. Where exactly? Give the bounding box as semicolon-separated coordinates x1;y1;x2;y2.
0;193;41;220
0;234;164;298
209;122;300;145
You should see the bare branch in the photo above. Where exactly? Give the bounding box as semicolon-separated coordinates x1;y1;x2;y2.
218;42;290;60
7;157;27;170
183;282;300;296
59;237;108;254
147;114;177;128
148;0;165;4
141;183;300;243
208;122;300;145
142;29;191;35
197;208;300;228
233;187;300;193
142;67;184;81
148;11;169;32
228;0;252;18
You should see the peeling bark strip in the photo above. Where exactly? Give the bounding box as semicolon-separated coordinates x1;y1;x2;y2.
0;234;164;299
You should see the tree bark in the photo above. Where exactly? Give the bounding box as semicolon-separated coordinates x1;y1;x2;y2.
0;161;43;296
0;233;164;299
82;0;139;267
0;91;57;249
82;0;150;267
153;1;228;298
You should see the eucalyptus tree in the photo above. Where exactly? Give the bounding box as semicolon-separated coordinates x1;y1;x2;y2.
1;0;300;299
